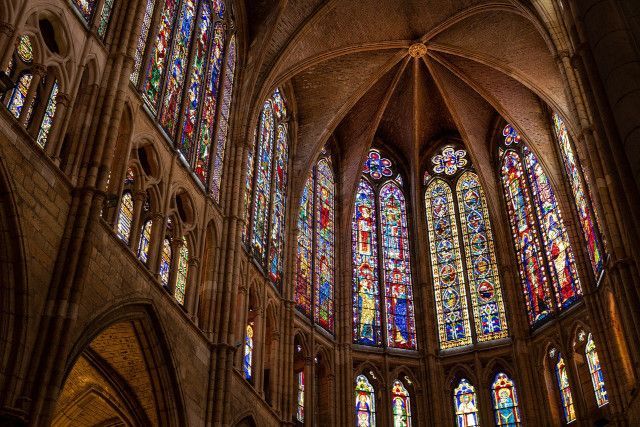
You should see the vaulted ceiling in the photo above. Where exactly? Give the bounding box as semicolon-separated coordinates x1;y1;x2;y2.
238;0;568;213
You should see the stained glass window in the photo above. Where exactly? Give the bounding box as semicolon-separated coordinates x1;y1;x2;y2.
491;373;521;426
432;146;467;175
244;323;254;380
499;124;582;326
175;239;189;304
138;220;152;263
554;353;576;423
142;0;180;107
355;375;376;427
16;35;33;63
211;36;236;201
454;379;479;427
295;176;313;317
193;22;225;183
158;0;196;135
244;90;289;286
36;80;59;148
71;0;96;22
180;4;214;163
552;114;605;279
585;333;608;407
267;125;288;285
160;238;172;286
353;179;381;346
391;380;412;427
294;157;335;331
380;182;416;349
456;172;508;342
97;0;115;38
131;0;156;84
296;371;305;422
314;159;335;331
524;145;582;308
6;73;32;119
426;178;471;348
353;150;416;348
117;191;134;243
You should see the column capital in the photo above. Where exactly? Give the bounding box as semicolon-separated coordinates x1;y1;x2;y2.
55;92;72;107
31;63;47;77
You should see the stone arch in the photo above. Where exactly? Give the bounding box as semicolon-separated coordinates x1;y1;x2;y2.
57;302;187;427
0;158;28;412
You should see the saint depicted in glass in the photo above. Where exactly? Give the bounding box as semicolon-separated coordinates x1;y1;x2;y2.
355;375;376;427
244;323;254;380
554;352;576;423
353;150;416;349
585;333;608;407
175;239;189;304
296;371;305;422
491;373;521;426
294;156;335;332
391;380;412;427
117;191;134;243
499;124;582;327
244;89;289;287
454;378;479;427
552;113;605;279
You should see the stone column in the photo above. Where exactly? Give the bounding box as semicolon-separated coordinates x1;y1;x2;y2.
45;92;71;158
128;191;147;249
19;64;45;126
0;23;15;71
184;257;200;314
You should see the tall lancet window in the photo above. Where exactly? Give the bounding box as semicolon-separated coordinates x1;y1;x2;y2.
550;349;576;423
294;155;335;332
552;114;606;280
584;332;608;407
424;145;508;350
243;89;289;287
352;149;416;349
132;0;236;188
453;378;479;427
391;380;412;427
355;374;376;426
499;124;582;327
491;372;522;426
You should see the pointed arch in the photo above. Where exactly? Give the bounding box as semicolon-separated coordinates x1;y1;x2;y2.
453;378;480;427
355;374;376;427
491;372;522;426
390;379;412;427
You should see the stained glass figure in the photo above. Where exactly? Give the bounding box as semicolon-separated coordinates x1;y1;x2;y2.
194;22;225;182
175;239;189;304
180;4;213;163
314;159;335;331
131;0;156;83
138;220;152;263
426;179;471;348
211;35;236;201
36;81;59;148
353;179;381;346
16;35;33;63
244;90;289;286
158;0;196;135
363;149;393;180
456;172;508;342
454;379;479;427
552;113;604;278
160;238;172;286
251;101;275;261
242;130;255;243
142;0;180;107
267;124;288;285
355;375;376;427
296;371;305;422
501;148;553;325
117;191;134;243
585;333;608;407
72;0;96;22
380;182;416;349
97;0;115;38
244;323;254;379
295;175;313;317
555;354;576;423
524;145;582;309
391;380;412;427
7;73;32;119
491;373;521;426
432;146;467;176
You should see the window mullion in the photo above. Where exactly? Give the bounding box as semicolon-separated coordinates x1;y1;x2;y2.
375;179;387;348
310;166;317;323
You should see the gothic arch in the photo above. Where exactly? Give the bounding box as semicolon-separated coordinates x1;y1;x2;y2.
60;301;187;427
